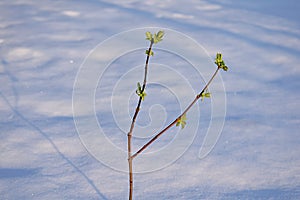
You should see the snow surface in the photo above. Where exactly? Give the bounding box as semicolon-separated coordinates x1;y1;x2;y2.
1;0;300;199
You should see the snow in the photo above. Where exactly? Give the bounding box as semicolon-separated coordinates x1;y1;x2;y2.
1;0;300;199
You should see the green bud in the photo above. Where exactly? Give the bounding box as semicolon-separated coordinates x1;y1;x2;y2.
215;53;229;71
136;82;147;101
200;92;211;101
145;49;154;56
176;113;187;129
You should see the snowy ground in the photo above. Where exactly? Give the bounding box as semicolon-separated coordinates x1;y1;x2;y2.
1;0;300;199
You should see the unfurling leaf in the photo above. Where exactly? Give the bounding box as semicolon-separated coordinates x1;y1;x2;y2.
176;113;187;129
145;30;164;44
200;92;211;101
153;30;164;44
139;91;147;101
156;30;164;38
222;65;228;71
215;53;223;65
214;53;228;71
136;82;147;101
145;32;153;41
137;82;142;92
145;49;154;56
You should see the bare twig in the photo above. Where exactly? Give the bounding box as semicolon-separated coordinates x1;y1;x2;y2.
125;30;227;200
131;66;221;159
127;40;153;200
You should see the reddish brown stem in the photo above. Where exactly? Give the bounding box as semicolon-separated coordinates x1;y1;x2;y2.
131;67;221;159
127;41;153;200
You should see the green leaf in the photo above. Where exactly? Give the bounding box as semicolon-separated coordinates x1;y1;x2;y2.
139;91;147;101
176;114;187;129
137;82;142;92
200;92;211;101
145;49;154;56
203;93;211;98
215;53;222;65
222;65;228;71
136;82;147;101
145;30;164;44
214;53;228;71
153;30;164;44
145;31;152;41
156;30;164;39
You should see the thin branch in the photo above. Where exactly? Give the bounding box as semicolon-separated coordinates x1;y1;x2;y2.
131;66;221;159
142;42;153;91
127;40;153;200
127;42;153;139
